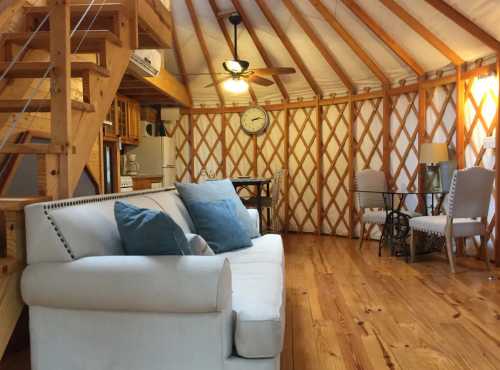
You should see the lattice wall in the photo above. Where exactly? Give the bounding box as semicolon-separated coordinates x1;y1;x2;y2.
352;98;384;237
287;107;319;233
167;115;191;182
225;111;255;178
192;113;224;182
321;103;350;236
425;83;457;147
464;76;498;252
389;92;419;212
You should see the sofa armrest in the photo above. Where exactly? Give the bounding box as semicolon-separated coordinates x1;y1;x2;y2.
247;208;260;236
22;255;231;313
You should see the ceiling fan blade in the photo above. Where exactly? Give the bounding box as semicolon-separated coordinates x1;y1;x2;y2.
204;78;230;88
247;75;274;87
251;67;296;76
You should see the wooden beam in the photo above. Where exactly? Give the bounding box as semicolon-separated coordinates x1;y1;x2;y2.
340;0;424;76
308;0;389;86
347;94;355;238
129;0;138;49
379;0;463;65
144;67;192;107
283;104;290;233
455;65;465;169
417;79;427;212
137;0;172;48
171;1;192;106
255;0;322;96
185;0;224;105
207;0;257;104
496;53;500;267
382;89;391;186
315;96;323;234
424;0;500;52
231;0;289;101
0;143;65;154
283;0;354;93
49;0;72;198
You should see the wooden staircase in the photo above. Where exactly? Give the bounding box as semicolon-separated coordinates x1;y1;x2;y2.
0;0;173;360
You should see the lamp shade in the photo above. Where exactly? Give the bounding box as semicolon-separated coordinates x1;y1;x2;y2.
419;143;449;164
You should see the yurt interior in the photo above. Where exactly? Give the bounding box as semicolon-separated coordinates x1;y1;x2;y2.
1;1;500;369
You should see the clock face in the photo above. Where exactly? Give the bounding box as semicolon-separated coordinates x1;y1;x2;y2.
241;106;269;135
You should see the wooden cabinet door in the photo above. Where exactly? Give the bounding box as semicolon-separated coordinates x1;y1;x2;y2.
117;96;128;139
103;98;118;138
127;100;140;143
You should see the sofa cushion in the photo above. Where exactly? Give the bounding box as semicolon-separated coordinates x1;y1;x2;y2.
144;191;195;233
186;234;215;256
115;201;192;256
187;199;252;253
176;180;259;238
219;234;284;265
230;261;284;358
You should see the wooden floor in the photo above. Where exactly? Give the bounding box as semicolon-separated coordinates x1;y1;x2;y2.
1;234;500;370
280;234;500;370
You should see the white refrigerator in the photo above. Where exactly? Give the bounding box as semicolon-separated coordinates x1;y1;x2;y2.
128;135;176;187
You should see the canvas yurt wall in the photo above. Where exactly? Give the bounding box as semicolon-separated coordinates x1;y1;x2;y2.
167;61;499;257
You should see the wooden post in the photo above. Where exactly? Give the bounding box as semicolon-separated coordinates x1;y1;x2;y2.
221;109;227;178
456;64;465;169
316;95;323;234
49;0;72;199
455;64;465;256
417;80;427;212
188;113;195;182
496;54;500;267
284;103;290;233
348;94;355;238
382;88;391;187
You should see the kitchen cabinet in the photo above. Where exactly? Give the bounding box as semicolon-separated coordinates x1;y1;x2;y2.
103;96;140;145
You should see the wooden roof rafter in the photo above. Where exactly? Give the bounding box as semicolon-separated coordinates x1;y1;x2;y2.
255;0;322;97
379;0;464;66
171;1;192;107
424;0;500;52
185;0;225;106
339;0;424;77
308;0;390;87
207;0;257;104
282;0;354;93
230;0;289;101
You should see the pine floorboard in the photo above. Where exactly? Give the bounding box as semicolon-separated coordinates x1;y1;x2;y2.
1;233;499;370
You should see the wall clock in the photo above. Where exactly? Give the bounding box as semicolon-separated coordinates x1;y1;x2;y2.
241;106;269;135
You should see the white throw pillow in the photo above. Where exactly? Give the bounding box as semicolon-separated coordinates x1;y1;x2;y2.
185;233;215;256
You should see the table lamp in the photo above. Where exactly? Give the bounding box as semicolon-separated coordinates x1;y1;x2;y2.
419;143;449;192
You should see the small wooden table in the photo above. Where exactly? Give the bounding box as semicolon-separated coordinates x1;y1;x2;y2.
231;177;271;233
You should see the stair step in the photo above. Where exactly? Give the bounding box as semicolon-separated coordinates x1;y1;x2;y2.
0;143;65;154
0;99;95;113
0;61;110;78
1;30;122;50
0;257;18;275
24;3;125;17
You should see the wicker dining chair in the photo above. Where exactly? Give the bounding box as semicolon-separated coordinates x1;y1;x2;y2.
409;167;494;273
243;169;285;233
356;169;388;249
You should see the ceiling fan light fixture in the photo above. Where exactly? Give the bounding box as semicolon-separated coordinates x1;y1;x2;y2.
223;59;249;74
223;78;249;94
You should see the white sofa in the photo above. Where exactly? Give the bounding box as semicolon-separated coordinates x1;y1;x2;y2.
21;188;285;370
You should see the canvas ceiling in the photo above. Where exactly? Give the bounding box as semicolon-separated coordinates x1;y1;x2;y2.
165;0;500;107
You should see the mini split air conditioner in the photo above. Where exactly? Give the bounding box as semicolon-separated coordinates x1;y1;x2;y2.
128;49;162;77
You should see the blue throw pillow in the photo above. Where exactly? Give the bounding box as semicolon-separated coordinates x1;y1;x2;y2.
114;201;192;256
176;179;259;238
187;198;252;253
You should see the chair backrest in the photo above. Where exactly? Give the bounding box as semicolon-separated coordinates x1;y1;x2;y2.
355;169;387;209
271;169;285;208
448;166;494;219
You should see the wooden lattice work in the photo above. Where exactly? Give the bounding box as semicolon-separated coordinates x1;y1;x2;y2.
321;102;350;236
389;91;419;212
352;97;384;237
166;114;191;182
424;83;457;147
256;109;286;230
191;113;224;182
464;75;498;250
287;106;319;232
224;111;255;178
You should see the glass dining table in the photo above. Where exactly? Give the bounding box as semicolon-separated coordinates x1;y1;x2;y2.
354;188;448;258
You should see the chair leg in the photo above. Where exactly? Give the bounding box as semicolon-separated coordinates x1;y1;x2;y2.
445;233;456;274
409;229;416;263
359;222;366;250
480;234;491;271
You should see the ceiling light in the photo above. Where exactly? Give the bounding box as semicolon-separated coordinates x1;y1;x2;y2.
223;78;249;94
223;59;249;74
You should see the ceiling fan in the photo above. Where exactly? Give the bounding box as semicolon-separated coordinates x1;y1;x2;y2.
200;12;296;93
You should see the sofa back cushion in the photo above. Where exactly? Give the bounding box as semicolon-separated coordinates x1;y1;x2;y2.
25;189;195;264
